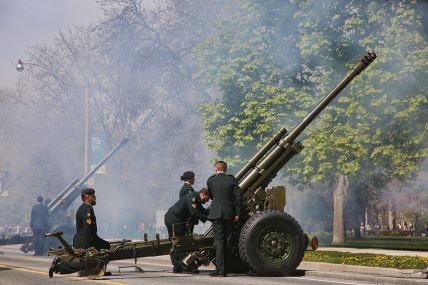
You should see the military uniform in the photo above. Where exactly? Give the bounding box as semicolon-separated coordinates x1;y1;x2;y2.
165;192;208;237
178;183;199;232
179;183;194;199
164;192;209;272
73;203;109;250
207;172;242;275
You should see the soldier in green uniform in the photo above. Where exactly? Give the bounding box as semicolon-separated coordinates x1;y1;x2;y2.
73;188;110;250
164;188;210;273
178;171;199;233
207;161;242;277
179;171;196;198
49;188;110;278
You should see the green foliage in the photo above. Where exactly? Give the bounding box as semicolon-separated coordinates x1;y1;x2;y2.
304;251;428;269
196;0;428;187
342;237;428;251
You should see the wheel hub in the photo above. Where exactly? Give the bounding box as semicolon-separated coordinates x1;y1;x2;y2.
260;231;292;263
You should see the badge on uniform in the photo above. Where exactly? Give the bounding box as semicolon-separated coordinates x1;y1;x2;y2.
87;218;92;224
87;212;91;217
192;203;197;209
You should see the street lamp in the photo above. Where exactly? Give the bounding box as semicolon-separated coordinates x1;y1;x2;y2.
16;59;90;177
16;59;24;72
16;59;43;72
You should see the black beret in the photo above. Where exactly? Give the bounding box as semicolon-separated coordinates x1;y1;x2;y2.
180;171;195;181
81;188;95;195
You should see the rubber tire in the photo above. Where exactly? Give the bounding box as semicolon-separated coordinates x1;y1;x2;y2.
239;210;305;276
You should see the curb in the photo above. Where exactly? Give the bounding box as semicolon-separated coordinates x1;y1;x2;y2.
305;270;428;285
300;261;428;284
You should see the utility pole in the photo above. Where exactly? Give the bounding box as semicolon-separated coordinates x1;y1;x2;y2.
17;59;92;178
84;88;89;176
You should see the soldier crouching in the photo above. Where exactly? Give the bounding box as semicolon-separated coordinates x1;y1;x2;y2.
164;187;210;273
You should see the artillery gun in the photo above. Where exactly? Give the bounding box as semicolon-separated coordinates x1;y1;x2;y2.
47;51;376;278
13;138;129;252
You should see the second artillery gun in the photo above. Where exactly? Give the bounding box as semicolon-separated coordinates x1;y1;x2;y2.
15;138;129;252
47;51;376;278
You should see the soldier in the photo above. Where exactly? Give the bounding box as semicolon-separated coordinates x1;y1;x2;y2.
179;171;196;198
178;171;199;233
30;196;49;256
73;188;109;250
207;161;242;277
164;187;210;273
49;188;110;278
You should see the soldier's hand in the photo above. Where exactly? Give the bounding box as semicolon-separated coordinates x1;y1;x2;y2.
234;216;239;222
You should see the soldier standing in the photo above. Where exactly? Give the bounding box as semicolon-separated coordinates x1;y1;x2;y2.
30;196;49;256
73;188;109;250
207;161;242;277
178;171;199;233
164;188;210;273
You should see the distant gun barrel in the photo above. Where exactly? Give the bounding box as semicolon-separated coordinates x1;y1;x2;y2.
47;178;80;210
237;51;376;194
49;137;129;217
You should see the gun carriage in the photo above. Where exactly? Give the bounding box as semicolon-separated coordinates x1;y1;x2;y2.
47;51;376;278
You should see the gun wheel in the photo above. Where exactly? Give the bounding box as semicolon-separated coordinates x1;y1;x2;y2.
239;210;304;276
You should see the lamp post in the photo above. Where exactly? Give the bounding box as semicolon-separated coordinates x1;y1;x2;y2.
16;59;90;177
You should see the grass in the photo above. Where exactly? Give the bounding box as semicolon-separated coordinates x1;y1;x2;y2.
304;250;428;269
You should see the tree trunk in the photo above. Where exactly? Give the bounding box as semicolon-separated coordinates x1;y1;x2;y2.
332;174;349;244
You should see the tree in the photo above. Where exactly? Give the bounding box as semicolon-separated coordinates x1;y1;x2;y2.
2;0;224;229
195;0;428;243
291;0;428;242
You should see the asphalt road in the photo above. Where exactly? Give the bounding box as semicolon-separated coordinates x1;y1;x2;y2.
1;244;427;285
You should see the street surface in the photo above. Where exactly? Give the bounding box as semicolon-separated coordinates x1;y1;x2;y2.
1;244;427;285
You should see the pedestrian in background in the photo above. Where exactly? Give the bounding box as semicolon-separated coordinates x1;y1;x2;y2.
30;196;49;256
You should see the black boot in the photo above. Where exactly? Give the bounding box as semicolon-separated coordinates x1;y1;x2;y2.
49;258;60;278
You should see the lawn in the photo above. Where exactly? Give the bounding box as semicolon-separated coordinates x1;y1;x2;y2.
304;250;428;269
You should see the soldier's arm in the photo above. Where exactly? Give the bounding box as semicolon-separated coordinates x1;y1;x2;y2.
30;206;34;228
187;199;208;223
199;205;210;216
234;182;242;218
207;178;213;200
80;206;96;236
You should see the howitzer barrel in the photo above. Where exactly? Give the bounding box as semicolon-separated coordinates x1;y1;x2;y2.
235;127;288;182
283;51;376;144
238;51;376;193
